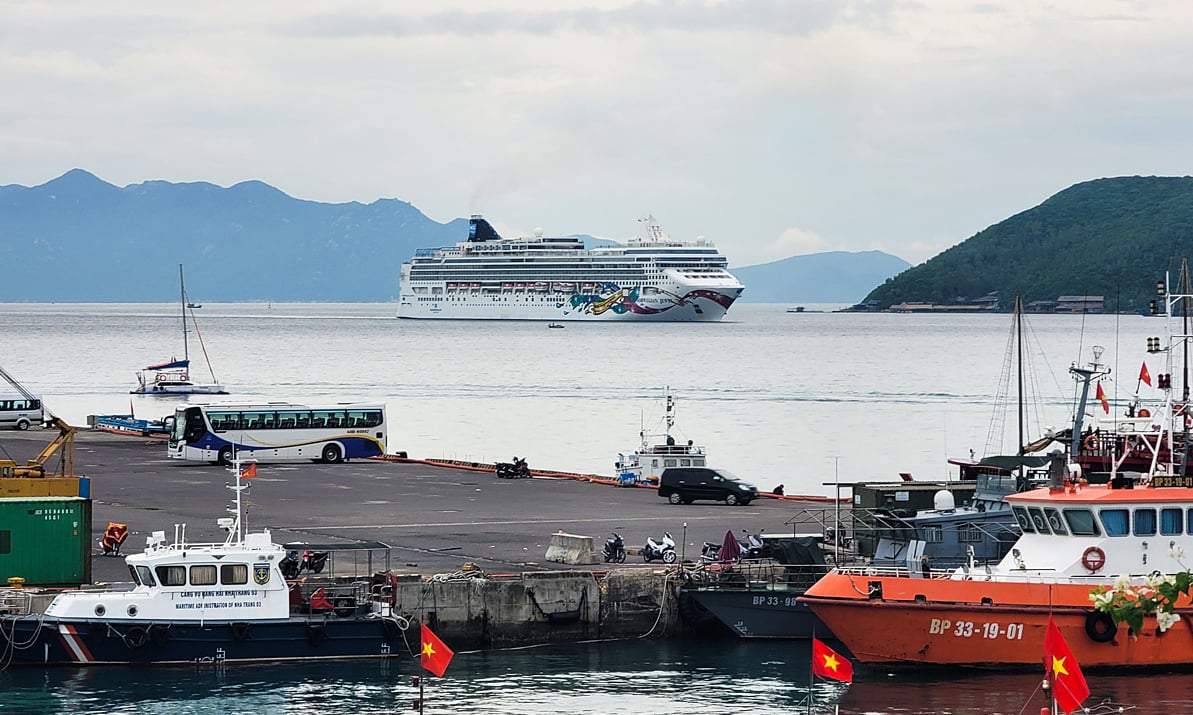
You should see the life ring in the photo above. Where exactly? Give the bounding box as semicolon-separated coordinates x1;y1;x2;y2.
1081;546;1106;572
1085;611;1117;643
123;626;149;649
1138;408;1151;418
1082;434;1098;451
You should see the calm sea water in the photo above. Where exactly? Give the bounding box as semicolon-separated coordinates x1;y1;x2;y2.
0;302;1184;713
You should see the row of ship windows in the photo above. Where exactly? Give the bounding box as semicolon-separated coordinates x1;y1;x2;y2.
131;563;250;587
1012;504;1193;537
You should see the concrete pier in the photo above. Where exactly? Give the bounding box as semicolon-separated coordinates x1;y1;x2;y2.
0;430;834;645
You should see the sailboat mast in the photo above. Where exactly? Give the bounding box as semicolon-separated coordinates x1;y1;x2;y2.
1016;295;1025;457
179;264;189;362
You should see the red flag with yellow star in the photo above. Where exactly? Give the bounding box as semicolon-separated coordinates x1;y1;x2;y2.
811;637;852;683
1044;616;1089;714
1096;382;1109;414
420;623;454;677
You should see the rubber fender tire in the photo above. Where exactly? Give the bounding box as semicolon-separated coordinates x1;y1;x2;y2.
1085;611;1117;643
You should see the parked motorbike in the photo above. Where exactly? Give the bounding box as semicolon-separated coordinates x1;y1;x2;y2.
643;531;678;564
739;529;767;559
280;550;302;579
495;456;531;479
302;549;329;574
699;540;722;562
99;522;129;556
602;532;627;563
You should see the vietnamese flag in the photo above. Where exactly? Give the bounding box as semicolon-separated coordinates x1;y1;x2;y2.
811;637;853;683
240;463;257;479
1140;361;1152;387
1096;382;1109;414
1044;617;1089;714
420;623;455;677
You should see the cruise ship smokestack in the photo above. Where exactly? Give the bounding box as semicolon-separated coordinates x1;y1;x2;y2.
468;215;503;242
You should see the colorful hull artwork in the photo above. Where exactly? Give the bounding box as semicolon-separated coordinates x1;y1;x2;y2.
567;284;736;317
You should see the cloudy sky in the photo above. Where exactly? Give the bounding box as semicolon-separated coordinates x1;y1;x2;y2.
3;0;1190;266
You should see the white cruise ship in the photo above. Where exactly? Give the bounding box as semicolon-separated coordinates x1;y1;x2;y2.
397;215;745;321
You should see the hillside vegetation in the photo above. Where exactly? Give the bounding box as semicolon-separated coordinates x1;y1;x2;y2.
864;176;1193;312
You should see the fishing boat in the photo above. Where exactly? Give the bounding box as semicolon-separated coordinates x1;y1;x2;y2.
614;388;707;485
799;268;1193;669
397;215;744;321
132;265;227;395
0;459;409;666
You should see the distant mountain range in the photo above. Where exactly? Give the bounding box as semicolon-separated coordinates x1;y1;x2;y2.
0;170;909;303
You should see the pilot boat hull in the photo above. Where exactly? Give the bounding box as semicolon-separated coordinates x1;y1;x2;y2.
1;615;404;665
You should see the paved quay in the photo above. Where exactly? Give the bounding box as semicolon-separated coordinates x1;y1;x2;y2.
3;429;838;585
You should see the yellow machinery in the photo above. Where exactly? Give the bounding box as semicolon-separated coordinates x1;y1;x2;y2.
0;363;76;479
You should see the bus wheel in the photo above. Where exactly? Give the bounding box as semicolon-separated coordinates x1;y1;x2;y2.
322;444;343;464
218;447;234;465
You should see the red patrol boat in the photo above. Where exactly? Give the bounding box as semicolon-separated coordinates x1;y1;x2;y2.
800;268;1193;669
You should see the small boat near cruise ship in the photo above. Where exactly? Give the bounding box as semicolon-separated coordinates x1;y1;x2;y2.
397;215;744;321
0;460;409;666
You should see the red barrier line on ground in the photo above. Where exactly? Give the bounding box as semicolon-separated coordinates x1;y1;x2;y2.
369;455;847;502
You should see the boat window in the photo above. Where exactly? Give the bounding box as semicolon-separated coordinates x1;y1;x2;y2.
221;564;248;585
1063;509;1101;536
664;459;677;467
128;565;140;585
923;525;943;543
1161;508;1183;535
1134;508;1157;536
1100;509;1129;536
958;523;984;543
1028;507;1051;534
1044;508;1068;535
136;565;156;587
1188;508;1193;535
190;565;218;586
1012;506;1035;533
155;565;187;586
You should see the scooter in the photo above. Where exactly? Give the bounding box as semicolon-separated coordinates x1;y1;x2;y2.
302;549;329;574
643;531;677;564
603;533;627;563
739;529;767;559
280;550;302;579
495;457;531;479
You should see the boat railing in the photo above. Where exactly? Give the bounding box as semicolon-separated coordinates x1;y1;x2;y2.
684;560;832;591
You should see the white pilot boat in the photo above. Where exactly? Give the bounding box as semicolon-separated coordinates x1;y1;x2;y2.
0;460;408;666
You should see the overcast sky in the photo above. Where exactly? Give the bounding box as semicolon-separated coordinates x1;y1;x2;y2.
3;0;1190;266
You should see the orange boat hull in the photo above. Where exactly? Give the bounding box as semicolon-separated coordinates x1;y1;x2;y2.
800;572;1193;668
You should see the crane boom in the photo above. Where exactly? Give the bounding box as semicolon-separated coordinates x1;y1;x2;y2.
0;362;75;478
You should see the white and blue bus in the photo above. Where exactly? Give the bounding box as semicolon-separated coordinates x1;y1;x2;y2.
167;402;387;464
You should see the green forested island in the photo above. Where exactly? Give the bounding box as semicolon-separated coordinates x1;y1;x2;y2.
864;176;1193;312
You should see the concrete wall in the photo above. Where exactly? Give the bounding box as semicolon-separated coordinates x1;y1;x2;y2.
393;569;682;649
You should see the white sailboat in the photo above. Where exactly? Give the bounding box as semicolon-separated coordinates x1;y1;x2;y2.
132;264;227;395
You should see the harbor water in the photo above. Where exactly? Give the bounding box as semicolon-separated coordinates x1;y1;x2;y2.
1;302;1190;713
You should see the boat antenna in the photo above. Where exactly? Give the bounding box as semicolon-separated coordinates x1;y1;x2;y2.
224;451;250;545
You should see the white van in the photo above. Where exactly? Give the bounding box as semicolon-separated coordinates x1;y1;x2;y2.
0;395;43;430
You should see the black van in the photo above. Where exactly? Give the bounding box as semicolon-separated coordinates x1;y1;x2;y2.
657;467;759;506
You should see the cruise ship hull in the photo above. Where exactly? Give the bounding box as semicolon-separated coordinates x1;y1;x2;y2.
398;283;741;321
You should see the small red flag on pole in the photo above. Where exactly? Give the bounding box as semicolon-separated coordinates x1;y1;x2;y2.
811;637;853;683
1140;361;1152;387
420;623;455;677
240;463;257;479
1044;616;1089;714
1096;382;1109;414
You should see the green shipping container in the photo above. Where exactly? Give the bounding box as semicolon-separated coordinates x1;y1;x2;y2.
0;497;92;586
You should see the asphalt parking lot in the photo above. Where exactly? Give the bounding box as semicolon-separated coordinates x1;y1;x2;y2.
2;429;836;584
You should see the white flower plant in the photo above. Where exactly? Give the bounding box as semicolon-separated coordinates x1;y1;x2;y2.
1090;546;1190;635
